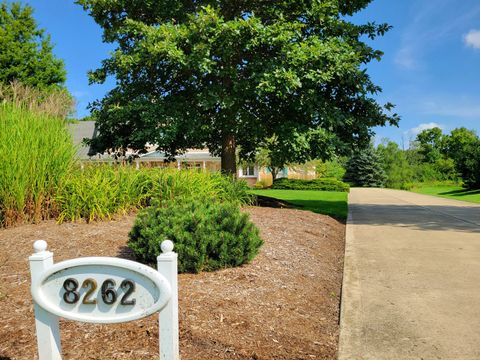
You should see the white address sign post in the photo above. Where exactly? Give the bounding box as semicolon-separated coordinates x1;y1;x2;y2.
29;239;179;360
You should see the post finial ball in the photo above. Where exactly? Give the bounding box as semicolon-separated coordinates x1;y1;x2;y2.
161;240;174;254
33;240;48;253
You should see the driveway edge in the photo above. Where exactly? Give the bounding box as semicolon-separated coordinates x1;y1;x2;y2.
338;196;364;360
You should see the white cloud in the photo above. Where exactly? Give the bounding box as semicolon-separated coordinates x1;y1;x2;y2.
464;29;480;49
408;122;445;136
394;47;417;69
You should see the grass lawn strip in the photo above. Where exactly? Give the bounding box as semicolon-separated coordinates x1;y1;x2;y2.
412;185;480;204
250;189;348;221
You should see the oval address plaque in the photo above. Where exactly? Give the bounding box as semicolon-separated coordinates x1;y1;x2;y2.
32;257;172;324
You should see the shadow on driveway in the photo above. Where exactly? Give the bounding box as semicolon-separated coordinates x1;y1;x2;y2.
348;203;480;233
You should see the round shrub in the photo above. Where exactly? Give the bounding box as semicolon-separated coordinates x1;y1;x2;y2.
128;198;263;273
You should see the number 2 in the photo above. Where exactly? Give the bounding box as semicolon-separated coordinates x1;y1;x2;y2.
120;279;136;305
81;279;97;304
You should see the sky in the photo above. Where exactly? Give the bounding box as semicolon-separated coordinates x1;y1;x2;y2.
10;0;480;146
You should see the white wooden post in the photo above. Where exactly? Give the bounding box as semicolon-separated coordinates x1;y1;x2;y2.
157;240;179;360
29;239;178;360
29;240;62;360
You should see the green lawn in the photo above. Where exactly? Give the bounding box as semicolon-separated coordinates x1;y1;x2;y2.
412;185;480;204
250;189;348;221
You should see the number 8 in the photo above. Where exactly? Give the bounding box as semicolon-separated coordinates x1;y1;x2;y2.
63;278;79;304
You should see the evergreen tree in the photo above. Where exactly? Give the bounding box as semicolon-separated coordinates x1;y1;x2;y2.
0;1;66;89
344;146;386;187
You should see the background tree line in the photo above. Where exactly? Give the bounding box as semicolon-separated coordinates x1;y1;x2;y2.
341;126;480;189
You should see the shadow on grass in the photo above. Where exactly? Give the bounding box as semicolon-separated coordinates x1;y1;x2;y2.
439;188;480;196
254;196;347;223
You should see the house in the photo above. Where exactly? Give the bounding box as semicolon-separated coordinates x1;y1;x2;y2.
68;121;316;186
68;120;96;160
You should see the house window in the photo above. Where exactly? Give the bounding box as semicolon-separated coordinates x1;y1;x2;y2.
245;165;255;176
240;165;255;177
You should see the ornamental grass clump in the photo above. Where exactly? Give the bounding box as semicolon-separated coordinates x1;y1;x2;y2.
128;197;263;273
56;166;252;223
0;103;76;226
56;165;152;223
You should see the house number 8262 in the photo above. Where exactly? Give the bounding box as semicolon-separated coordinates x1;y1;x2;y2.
62;278;136;305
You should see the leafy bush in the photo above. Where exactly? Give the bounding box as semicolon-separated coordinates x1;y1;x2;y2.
0;103;76;226
271;178;350;192
254;180;268;189
56;166;252;223
128;197;263;273
377;141;415;189
315;158;346;180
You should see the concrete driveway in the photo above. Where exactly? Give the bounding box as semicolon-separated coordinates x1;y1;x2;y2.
339;188;480;360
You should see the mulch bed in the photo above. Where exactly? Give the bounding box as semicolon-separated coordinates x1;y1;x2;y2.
0;206;345;360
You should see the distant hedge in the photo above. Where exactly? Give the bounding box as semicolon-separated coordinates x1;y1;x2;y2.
271;178;350;192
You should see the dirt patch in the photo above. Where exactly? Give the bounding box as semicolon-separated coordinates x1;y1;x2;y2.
0;207;345;359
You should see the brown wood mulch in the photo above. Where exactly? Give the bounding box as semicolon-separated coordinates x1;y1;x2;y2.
0;206;345;360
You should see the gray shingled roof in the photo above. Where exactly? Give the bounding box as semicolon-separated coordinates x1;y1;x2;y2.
67;122;220;162
140;151;220;161
67;121;96;159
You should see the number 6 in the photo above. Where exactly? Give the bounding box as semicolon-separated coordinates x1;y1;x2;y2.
101;279;117;304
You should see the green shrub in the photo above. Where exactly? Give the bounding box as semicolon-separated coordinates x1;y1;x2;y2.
271;178;350;192
128;197;263;273
0;103;76;226
254;180;268;189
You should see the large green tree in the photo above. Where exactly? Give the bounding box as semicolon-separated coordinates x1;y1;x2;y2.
376;140;413;189
78;0;398;175
415;127;445;164
254;128;337;181
444;128;480;188
0;1;66;89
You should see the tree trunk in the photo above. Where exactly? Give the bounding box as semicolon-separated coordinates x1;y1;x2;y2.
221;133;237;177
271;167;279;183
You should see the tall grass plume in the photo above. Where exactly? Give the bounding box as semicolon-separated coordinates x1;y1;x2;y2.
0;81;74;119
0;103;76;226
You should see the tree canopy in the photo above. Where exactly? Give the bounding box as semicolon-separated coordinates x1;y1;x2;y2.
0;1;66;90
77;0;399;174
415;127;444;163
444;128;480;188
